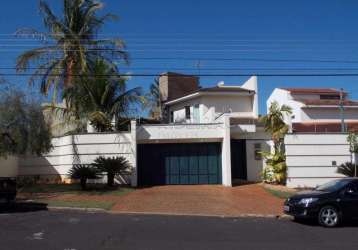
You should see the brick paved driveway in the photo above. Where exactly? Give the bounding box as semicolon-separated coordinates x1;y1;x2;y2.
112;184;284;217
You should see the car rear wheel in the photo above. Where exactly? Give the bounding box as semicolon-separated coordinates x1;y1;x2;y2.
318;205;340;227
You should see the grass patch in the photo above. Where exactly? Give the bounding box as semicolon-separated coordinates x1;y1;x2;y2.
20;184;135;196
264;187;296;199
39;199;115;210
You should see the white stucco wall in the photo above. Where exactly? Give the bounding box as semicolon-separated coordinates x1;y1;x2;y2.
267;88;358;126
0;156;19;178
232;128;271;183
245;140;270;182
285;133;349;188
18;132;135;184
267;88;303;125
302;108;358;121
137;123;224;143
169;94;255;124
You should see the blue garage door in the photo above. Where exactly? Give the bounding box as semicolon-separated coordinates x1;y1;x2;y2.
138;143;222;186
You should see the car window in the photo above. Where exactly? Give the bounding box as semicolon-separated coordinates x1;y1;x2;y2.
316;179;352;192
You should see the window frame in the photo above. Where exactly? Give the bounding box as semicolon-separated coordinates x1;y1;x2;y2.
170;111;174;123
185;106;191;120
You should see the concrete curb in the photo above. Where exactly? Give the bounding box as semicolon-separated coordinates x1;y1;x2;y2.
48;206;108;213
109;210;288;219
17;201;292;220
277;214;293;220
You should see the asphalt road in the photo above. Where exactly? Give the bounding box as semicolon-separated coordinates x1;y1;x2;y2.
1;209;358;250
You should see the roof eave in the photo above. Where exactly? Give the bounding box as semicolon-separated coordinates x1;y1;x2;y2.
164;91;253;106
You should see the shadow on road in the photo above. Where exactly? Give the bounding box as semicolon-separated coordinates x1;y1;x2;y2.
0;202;48;214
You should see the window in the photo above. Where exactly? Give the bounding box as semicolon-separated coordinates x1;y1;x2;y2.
320;95;340;100
254;143;262;160
185;106;191;120
170;111;174;123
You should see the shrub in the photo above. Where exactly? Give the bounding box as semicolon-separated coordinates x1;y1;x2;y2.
261;150;287;184
337;162;357;177
68;164;100;190
93;156;132;187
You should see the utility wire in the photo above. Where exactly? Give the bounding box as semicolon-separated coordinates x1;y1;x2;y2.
2;73;358;77
3;67;358;71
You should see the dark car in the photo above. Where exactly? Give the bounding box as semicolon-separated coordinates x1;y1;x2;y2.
284;178;358;227
0;177;17;203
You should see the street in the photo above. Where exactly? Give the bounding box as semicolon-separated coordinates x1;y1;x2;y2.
1;209;358;250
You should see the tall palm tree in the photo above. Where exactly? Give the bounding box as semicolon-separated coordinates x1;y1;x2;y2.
259;101;292;184
260;101;292;150
16;0;128;99
49;60;142;132
145;77;162;119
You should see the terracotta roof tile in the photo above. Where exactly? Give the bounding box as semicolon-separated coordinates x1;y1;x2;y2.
297;99;358;106
282;88;346;95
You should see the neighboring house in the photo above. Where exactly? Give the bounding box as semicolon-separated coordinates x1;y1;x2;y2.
267;87;358;188
267;88;358;132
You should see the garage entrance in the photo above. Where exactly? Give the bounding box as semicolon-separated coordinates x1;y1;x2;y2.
138;143;222;186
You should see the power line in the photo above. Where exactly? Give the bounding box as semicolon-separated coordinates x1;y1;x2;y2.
2;73;358;77
3;67;358;71
130;57;358;64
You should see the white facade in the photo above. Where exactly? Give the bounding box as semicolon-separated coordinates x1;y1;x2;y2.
166;76;259;124
0;156;18;178
13;76;268;187
267;88;358;130
285;133;349;188
19;132;135;184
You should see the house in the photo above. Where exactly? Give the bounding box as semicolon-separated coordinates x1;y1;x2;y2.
267;88;358;132
160;72;259;124
267;87;358;188
19;73;270;187
135;73;269;187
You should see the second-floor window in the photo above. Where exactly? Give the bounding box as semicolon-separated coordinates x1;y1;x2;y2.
185;106;191;120
320;95;340;100
170;111;174;123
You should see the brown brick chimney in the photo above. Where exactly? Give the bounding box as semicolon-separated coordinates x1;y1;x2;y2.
159;72;200;103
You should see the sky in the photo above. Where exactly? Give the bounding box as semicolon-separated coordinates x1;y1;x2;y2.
1;0;358;114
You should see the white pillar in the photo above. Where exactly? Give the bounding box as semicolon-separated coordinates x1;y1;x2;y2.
130;120;138;187
221;115;232;186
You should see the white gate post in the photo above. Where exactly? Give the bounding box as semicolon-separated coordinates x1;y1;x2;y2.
221;115;232;187
130;120;138;187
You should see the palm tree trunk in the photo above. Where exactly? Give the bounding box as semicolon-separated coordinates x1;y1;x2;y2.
107;173;115;187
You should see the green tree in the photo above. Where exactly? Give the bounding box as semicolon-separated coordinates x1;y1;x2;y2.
259;101;292;184
48;60;142;132
0;89;52;157
145;77;162;120
93;156;132;187
16;0;127;99
346;132;358;176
